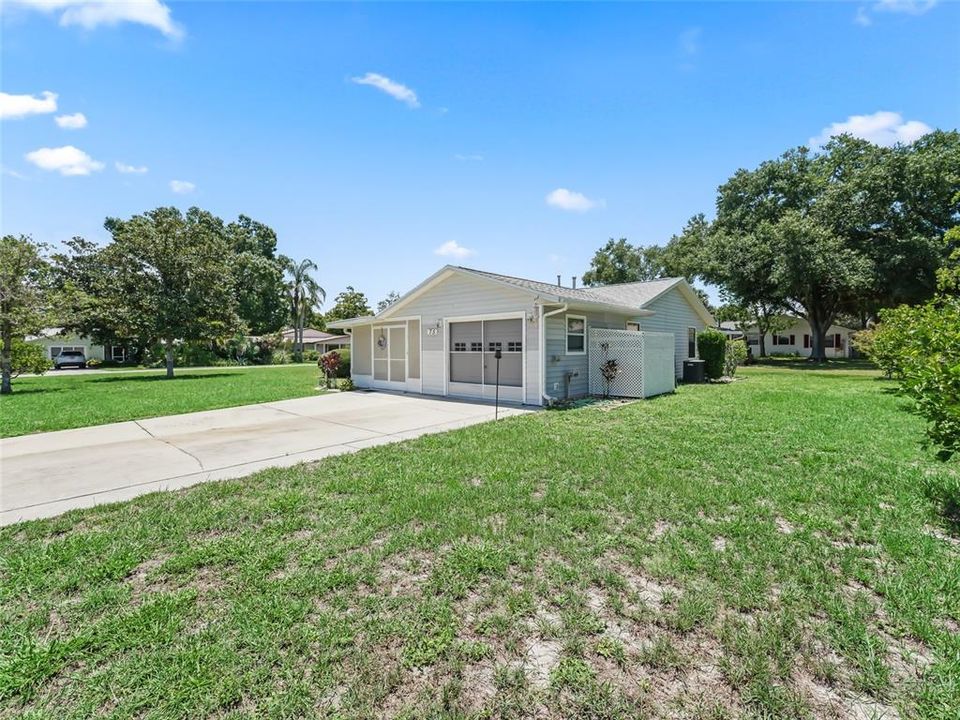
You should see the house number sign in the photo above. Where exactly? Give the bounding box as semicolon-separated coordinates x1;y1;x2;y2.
426;328;440;336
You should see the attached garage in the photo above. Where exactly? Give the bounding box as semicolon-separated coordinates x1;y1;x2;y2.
447;315;525;403
329;266;713;406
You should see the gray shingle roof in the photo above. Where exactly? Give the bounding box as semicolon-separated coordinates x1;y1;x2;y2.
281;328;348;342
456;267;682;310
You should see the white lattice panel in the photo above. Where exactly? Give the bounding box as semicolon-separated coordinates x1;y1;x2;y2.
588;329;675;399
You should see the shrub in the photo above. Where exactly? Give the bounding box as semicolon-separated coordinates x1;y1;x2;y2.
723;339;748;377
697;328;727;380
863;309;917;379
176;341;219;367
320;348;350;378
271;349;291;365
11;341;51;376
86;358;102;368
897;298;960;459
599;358;619;398
872;250;960;458
336;377;355;392
303;349;320;363
320;350;340;377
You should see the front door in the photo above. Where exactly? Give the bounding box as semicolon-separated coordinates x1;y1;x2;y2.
373;325;406;387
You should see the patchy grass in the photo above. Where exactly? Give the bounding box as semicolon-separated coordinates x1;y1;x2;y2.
1;365;958;719
0;365;323;437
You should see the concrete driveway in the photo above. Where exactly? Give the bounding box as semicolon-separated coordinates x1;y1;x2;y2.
0;392;532;526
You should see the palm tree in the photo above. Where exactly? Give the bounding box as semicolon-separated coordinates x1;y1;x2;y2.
281;257;326;355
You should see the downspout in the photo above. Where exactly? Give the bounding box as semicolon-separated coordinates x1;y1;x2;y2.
540;303;568;406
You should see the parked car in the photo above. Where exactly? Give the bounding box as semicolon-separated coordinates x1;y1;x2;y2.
54;350;87;369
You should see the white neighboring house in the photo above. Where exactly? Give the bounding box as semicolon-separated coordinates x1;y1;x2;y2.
25;329;127;363
328;265;714;406
721;317;855;358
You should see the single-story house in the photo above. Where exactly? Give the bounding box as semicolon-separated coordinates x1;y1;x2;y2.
280;328;350;353
26;329;128;363
720;317;855;358
328;265;714;406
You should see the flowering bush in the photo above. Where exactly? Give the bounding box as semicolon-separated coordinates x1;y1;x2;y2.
320;351;341;378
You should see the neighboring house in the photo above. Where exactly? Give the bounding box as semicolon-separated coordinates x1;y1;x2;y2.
280;328;350;353
328;265;713;406
25;329;128;363
720;317;855;358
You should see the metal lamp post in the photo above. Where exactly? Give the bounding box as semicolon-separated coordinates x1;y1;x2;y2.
494;348;501;420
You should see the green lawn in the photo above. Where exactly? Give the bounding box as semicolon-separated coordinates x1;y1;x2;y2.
0;364;323;438
2;366;958;719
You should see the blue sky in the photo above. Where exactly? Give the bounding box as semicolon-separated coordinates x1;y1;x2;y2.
2;1;957;308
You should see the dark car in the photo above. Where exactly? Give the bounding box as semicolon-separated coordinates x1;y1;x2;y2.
54;350;87;369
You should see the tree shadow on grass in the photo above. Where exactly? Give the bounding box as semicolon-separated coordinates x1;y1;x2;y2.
89;372;238;384
749;359;877;372
0;386;68;397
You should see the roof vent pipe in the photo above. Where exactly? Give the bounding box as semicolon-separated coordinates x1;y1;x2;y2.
557;275;562;287
572;276;577;289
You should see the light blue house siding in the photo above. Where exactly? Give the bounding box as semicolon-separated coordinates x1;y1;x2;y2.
638;289;707;378
543;310;631;399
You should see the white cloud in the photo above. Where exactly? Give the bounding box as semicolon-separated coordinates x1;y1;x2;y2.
25;145;104;175
116;161;148;174
545;188;604;213
809;111;933;148
351;72;420;108
169;179;195;194
10;0;183;39
875;0;937;14
454;153;483;161
855;0;937;24
434;240;476;259
679;27;701;56
55;112;87;129
2;166;28;180
0;90;57;119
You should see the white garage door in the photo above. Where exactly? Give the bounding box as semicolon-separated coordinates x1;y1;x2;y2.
448;318;523;402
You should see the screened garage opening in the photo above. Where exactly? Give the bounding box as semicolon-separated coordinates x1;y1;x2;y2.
449;318;523;399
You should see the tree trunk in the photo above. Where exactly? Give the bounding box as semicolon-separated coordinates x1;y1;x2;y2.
296;310;304;355
807;313;833;362
1;322;12;395
758;334;767;358
164;338;175;378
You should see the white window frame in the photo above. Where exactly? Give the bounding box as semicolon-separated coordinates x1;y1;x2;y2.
566;314;587;355
687;327;697;358
626;321;641;332
111;346;126;362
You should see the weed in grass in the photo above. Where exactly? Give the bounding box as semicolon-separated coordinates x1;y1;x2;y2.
550;656;595;690
638;635;688;671
595;636;627;667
